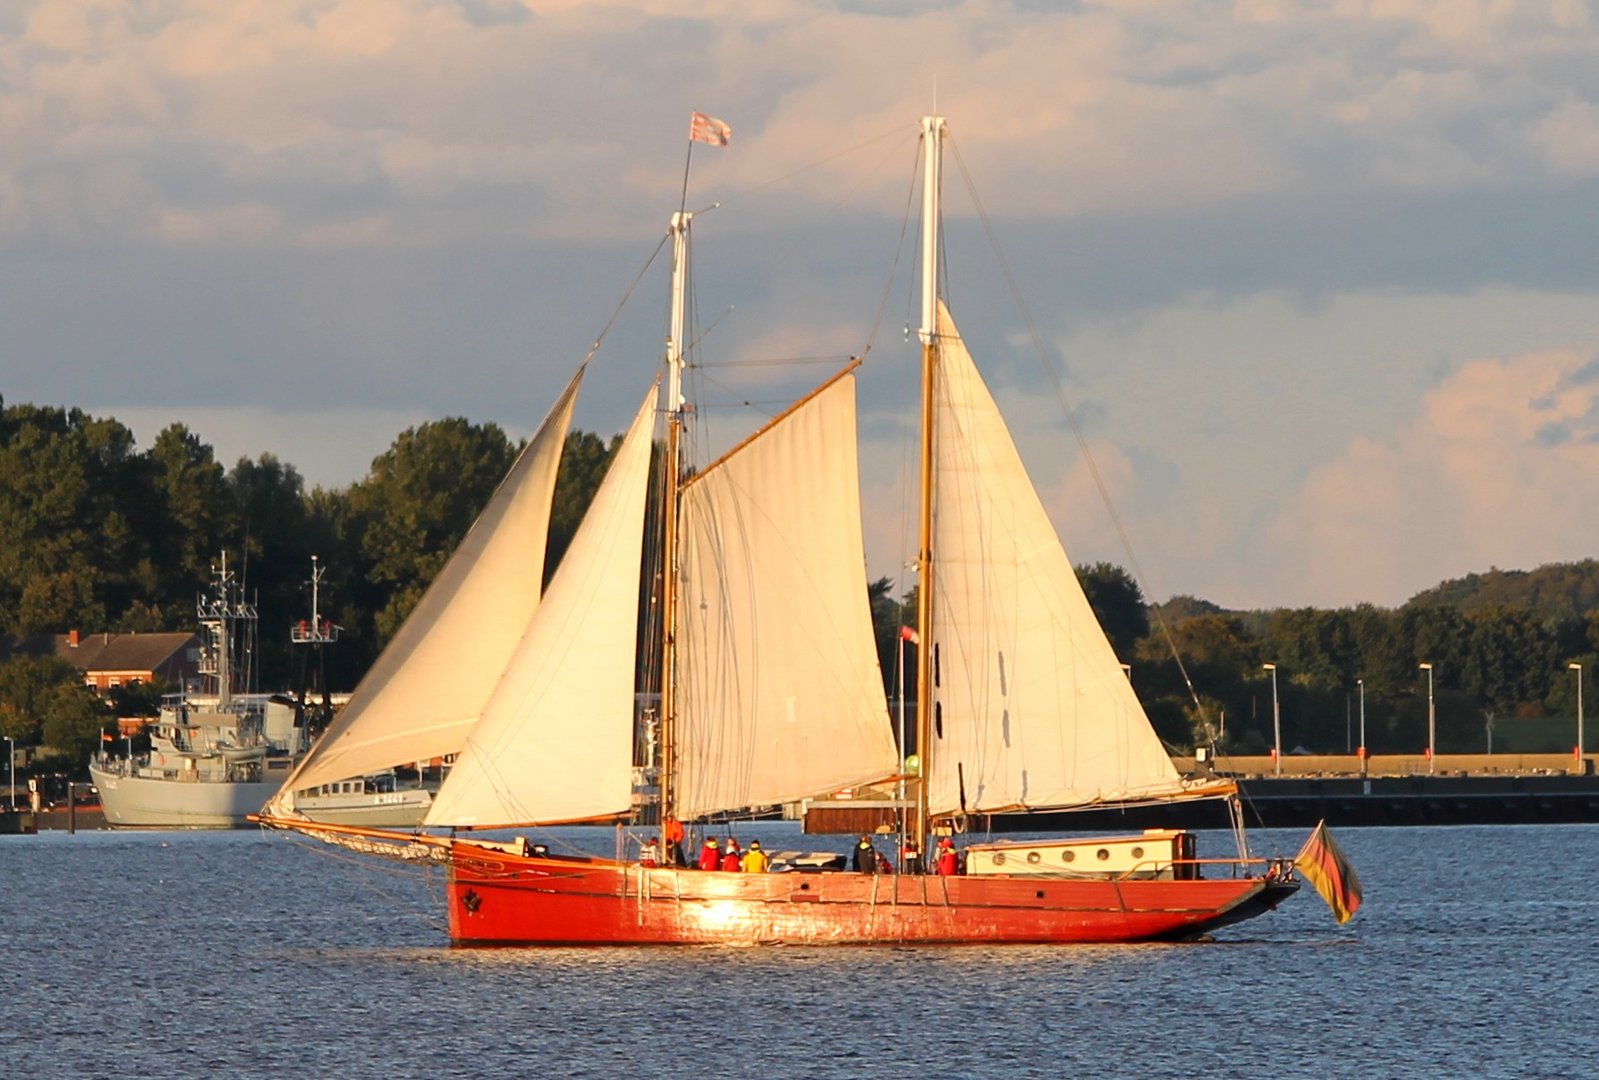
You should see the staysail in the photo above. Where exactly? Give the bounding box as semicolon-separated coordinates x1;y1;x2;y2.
674;366;898;819
423;386;658;827
925;304;1186;816
263;368;584;816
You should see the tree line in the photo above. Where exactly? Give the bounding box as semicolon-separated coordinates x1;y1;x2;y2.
3;396;1597;766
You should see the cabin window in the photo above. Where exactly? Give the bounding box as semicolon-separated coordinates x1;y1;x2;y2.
992;852;1007;865
1026;851;1040;864
1062;850;1076;863
1131;847;1144;859
1096;848;1110;861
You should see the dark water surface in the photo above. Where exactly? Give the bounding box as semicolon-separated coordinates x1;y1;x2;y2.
2;823;1592;1078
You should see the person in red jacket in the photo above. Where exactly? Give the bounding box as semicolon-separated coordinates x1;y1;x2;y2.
935;837;959;876
698;836;721;870
720;838;743;872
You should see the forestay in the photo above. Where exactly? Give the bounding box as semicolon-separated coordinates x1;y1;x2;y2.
674;369;898;820
925;305;1186;816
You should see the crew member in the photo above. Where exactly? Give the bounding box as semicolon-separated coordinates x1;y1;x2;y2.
640;838;660;867
742;840;771;873
698;836;721;870
935;836;959;876
663;816;687;866
853;834;879;874
721;838;743;872
900;839;924;875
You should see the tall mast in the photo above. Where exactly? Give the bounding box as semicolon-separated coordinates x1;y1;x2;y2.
914;115;945;848
658;209;691;833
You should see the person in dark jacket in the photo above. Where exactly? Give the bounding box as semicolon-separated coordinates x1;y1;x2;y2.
853;834;879;873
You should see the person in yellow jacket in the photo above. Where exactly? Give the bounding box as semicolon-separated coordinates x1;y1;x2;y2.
741;839;771;873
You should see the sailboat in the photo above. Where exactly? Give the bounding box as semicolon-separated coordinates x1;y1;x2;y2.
258;115;1308;944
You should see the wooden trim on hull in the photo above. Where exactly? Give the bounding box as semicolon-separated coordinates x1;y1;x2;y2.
445;844;1284;946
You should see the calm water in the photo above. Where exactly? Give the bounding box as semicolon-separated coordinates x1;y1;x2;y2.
2;822;1592;1079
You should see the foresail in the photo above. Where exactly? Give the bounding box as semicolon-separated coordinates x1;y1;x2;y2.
423;386;657;828
925;304;1185;816
263;368;584;817
675;368;898;820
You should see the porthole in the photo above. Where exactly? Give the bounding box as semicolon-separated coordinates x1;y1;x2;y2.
1026;851;1041;864
992;852;1007;865
1062;850;1076;863
1131;846;1144;859
1096;848;1111;861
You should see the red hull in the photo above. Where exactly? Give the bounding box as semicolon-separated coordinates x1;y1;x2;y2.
446;842;1294;946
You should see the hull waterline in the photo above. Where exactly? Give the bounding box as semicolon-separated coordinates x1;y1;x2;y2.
445;844;1295;946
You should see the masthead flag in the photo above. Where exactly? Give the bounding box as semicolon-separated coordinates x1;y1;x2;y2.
1294;820;1363;924
689;112;732;147
899;626;920;644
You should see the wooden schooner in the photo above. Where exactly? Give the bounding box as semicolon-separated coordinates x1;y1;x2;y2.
258;115;1305;945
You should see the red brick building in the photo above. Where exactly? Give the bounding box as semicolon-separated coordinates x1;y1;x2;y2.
0;629;201;695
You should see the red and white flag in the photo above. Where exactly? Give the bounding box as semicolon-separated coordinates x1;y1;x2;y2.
689;111;732;147
899;626;920;644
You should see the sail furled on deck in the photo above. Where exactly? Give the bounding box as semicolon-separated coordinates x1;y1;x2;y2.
264;369;585;816
423;387;658;828
674;368;898;820
924;304;1185;817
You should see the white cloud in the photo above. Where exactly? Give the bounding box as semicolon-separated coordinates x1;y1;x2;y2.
1262;347;1599;606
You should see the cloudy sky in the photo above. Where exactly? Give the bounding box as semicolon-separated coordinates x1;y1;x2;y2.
5;0;1599;610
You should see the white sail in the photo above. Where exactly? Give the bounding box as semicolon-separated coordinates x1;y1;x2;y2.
925;304;1185;816
264;369;584;816
422;387;658;827
674;368;899;820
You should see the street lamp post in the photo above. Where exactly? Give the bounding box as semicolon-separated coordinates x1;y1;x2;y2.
1263;663;1281;777
1570;662;1584;772
1419;662;1435;774
1357;678;1367;776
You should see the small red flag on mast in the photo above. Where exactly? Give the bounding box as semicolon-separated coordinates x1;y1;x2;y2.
689;112;732;147
899;626;919;643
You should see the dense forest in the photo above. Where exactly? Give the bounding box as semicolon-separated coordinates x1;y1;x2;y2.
3;396;1598;766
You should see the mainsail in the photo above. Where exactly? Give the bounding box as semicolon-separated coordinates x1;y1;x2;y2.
423;386;658;827
264;368;584;816
674;367;898;819
925;304;1186;816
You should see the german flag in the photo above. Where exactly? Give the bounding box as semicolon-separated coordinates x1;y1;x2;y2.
1294;820;1363;924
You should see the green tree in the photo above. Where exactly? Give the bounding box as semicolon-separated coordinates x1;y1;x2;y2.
0;405;148;633
546;431;620;586
1077;562;1148;662
0;650;113;766
145;423;234;609
40;681;111;763
345;418;518;644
